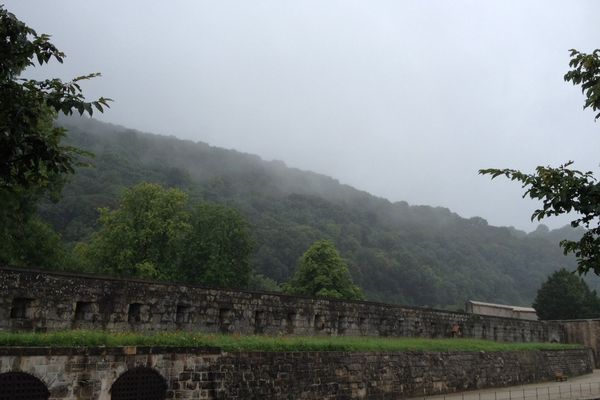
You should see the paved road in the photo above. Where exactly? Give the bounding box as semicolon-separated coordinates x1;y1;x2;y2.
410;370;600;400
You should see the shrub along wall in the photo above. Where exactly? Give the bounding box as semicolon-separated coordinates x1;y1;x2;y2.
0;346;593;400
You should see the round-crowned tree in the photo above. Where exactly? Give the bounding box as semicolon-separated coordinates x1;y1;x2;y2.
75;183;191;279
180;202;253;288
284;240;364;301
533;268;600;320
77;182;254;288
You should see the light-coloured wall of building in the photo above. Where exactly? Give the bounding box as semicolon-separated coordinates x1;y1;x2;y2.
466;300;538;321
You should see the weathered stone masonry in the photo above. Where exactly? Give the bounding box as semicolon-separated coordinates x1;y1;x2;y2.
1;267;599;399
0;346;593;399
548;319;600;368
0;267;556;343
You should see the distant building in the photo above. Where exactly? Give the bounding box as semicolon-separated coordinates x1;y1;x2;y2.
465;300;538;321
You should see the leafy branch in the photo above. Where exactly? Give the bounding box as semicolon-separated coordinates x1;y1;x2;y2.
479;164;600;275
480;48;600;275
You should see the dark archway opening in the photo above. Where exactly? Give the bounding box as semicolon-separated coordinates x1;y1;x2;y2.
111;367;167;400
0;371;49;400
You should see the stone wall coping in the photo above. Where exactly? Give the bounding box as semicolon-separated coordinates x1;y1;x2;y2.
0;265;541;323
546;318;600;322
0;345;223;356
0;345;588;357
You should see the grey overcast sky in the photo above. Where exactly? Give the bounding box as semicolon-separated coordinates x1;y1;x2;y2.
5;1;600;231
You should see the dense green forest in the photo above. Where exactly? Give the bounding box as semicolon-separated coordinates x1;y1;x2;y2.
36;116;585;308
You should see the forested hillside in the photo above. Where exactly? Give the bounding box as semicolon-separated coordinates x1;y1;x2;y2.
39;116;583;308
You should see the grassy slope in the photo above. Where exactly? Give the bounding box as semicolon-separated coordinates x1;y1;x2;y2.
0;331;580;352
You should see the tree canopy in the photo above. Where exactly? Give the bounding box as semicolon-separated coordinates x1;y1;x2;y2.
533;268;600;320
37;116;584;307
0;5;109;268
284;240;364;300
77;182;254;288
480;48;600;275
76;183;191;279
181;203;253;288
565;49;600;120
0;5;110;190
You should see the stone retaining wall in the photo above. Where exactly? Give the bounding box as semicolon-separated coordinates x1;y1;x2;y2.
0;267;556;343
549;319;600;368
0;347;593;400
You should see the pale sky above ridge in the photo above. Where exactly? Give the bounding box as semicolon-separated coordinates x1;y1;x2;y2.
6;1;600;231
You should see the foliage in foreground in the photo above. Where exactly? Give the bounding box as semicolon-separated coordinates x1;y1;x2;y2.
0;330;581;352
0;5;110;191
0;5;109;268
480;48;600;276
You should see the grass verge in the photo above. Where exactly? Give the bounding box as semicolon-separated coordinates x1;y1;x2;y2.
0;331;582;352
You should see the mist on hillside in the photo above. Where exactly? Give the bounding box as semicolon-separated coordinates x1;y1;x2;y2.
33;115;587;308
5;0;600;232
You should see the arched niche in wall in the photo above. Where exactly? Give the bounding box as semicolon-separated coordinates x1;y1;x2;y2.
110;367;167;400
0;371;49;400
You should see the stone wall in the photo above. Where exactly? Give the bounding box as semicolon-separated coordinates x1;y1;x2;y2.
0;347;593;400
0;267;555;342
550;319;600;368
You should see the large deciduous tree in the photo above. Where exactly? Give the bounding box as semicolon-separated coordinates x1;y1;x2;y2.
180;203;253;288
77;182;254;288
0;5;110;268
533;269;600;320
76;183;192;279
284;240;364;300
480;49;600;275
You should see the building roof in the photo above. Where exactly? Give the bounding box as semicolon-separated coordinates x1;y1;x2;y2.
467;300;536;313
